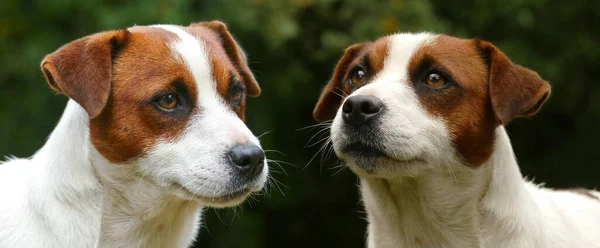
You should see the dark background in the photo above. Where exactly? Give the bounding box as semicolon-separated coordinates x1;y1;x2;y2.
1;0;599;247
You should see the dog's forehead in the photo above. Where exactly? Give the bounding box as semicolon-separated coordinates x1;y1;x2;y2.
409;35;487;89
373;33;487;92
375;33;436;82
139;25;235;106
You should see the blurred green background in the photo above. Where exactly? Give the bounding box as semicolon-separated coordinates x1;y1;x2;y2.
1;0;599;247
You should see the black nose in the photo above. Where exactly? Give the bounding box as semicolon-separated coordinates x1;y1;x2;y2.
342;95;383;127
228;143;265;179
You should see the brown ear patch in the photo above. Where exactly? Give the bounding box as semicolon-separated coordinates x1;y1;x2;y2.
476;39;551;124
313;38;389;122
191;21;261;98
313;43;364;122
186;22;252;120
41;30;130;118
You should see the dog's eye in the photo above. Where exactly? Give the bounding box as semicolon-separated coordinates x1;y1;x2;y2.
350;69;367;85
229;84;244;105
157;93;179;110
425;72;448;88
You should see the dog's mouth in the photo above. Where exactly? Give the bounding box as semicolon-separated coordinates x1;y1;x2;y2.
171;183;256;207
341;142;388;158
338;140;424;173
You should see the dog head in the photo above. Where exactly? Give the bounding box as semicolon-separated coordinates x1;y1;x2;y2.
314;33;550;178
41;21;267;207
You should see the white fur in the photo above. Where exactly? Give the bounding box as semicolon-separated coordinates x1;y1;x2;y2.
0;102;103;248
331;33;600;248
0;25;267;248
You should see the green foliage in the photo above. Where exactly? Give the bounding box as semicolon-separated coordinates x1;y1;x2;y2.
0;0;598;247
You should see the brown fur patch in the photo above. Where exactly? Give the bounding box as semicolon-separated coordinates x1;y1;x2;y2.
408;35;497;167
313;38;389;121
89;27;198;163
475;40;551;124
194;21;261;98
185;23;251;120
41;30;129;118
407;35;550;167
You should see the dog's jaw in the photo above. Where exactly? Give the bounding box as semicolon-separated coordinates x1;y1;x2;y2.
92;148;204;248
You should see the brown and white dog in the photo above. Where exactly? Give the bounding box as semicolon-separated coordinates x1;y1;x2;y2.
0;21;268;248
314;33;600;247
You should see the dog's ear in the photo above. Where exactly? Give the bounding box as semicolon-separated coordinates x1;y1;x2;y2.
313;43;365;122
192;21;261;97
476;40;551;124
41;30;130;119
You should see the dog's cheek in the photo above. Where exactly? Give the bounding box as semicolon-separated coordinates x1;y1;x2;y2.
448;96;497;167
89;103;190;163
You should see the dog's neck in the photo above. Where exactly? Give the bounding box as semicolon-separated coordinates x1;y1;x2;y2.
32;100;201;248
92;161;202;248
360;127;541;248
29;101;105;247
86;129;203;247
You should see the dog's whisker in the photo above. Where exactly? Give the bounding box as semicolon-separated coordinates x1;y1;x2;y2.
328;161;346;171
264;149;289;157
267;159;297;168
267;160;289;176
303;126;331;149
332;166;347;176
257;129;274;139
303;136;332;169
213;208;228;226
295;120;333;132
334;87;349;97
320;141;335;165
331;89;346;99
306;135;331;149
261;180;272;199
303;133;329;152
268;169;283;175
267;176;287;196
228;208;238;228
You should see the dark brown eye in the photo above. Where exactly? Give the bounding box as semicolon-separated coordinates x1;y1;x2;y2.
350;69;367;85
426;72;448;88
229;84;244;105
157;93;179;109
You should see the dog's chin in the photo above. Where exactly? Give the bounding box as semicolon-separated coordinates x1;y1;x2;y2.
343;155;425;178
169;183;262;208
336;143;425;178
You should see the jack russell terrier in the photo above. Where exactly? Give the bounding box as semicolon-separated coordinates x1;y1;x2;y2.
314;33;600;247
0;21;268;248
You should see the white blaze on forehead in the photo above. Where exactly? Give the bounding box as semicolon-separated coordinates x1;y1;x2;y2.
373;33;436;86
153;25;221;109
151;25;258;143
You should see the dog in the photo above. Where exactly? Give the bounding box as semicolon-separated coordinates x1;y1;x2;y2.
313;33;600;247
0;21;268;248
